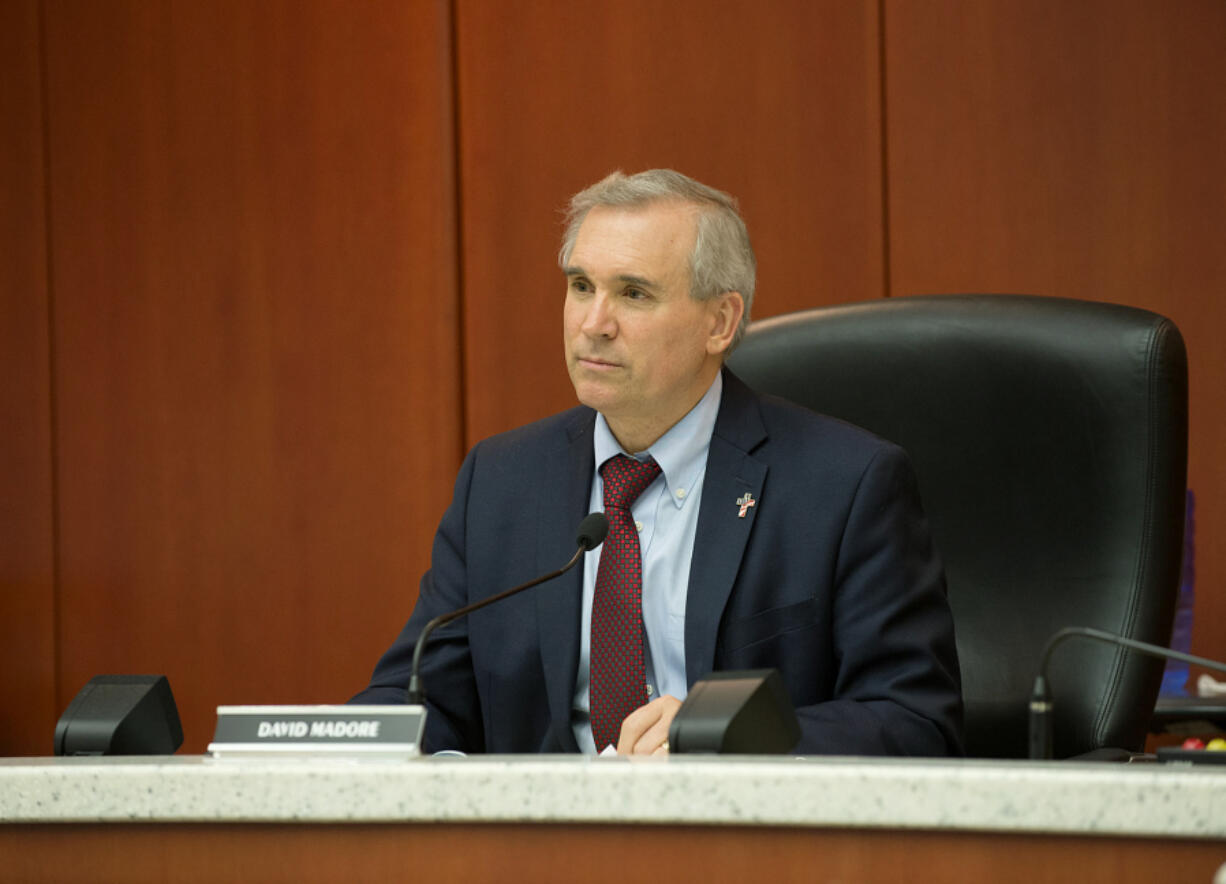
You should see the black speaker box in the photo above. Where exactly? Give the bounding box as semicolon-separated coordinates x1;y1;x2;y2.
668;668;801;754
54;675;184;756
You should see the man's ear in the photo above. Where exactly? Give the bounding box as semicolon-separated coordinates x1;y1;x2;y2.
706;292;745;356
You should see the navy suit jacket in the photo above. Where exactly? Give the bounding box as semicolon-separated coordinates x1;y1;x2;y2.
353;370;963;755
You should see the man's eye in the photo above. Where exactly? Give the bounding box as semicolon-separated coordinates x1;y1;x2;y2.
625;288;647;300
569;278;592;293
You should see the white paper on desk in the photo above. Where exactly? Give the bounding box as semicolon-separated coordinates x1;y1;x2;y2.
1197;672;1226;698
599;744;618;757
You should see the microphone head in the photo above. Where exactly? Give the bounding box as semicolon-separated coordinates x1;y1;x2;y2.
576;512;609;550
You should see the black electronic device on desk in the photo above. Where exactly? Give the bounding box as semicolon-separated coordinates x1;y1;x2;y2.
1151;696;1226;734
55;675;183;756
1152;696;1226;765
1155;745;1226;765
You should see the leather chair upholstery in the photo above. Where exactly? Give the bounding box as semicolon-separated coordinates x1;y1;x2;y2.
727;295;1188;758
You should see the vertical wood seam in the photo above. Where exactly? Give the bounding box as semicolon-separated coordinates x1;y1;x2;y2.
877;0;893;299
36;0;64;720
447;0;468;461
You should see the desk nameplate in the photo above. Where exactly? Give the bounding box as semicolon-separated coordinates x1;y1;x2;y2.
208;704;424;759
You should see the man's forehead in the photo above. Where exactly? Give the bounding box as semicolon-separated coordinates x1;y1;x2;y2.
570;202;697;271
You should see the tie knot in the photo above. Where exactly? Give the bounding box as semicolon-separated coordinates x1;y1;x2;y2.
600;455;662;510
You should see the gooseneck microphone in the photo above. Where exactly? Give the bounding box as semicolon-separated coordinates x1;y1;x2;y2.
407;512;609;706
1028;626;1226;759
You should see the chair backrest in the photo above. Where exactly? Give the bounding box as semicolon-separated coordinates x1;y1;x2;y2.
728;295;1188;758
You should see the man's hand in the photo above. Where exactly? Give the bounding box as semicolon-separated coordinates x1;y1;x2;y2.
616;695;682;755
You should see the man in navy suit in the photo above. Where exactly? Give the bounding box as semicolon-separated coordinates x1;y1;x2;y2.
354;170;962;756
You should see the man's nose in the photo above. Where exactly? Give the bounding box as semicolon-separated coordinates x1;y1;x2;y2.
581;293;617;338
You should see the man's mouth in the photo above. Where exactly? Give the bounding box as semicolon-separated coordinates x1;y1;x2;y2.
577;355;621;370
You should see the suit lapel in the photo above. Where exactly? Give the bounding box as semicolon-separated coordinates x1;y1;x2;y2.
535;409;596;740
685;371;768;685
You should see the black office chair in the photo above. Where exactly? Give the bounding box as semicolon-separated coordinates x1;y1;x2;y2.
728;294;1188;758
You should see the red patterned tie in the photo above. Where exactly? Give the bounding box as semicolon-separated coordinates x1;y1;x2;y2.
590;454;662;751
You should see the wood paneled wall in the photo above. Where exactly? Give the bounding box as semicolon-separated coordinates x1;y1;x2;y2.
0;0;58;757
882;0;1226;667
1;0;1222;755
6;0;462;755
455;0;885;441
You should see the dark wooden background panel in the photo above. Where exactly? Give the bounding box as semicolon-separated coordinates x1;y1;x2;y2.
41;0;460;752
5;823;1226;884
0;0;58;757
455;0;886;444
883;0;1226;666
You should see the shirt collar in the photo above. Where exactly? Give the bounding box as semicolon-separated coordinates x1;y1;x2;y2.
593;372;722;509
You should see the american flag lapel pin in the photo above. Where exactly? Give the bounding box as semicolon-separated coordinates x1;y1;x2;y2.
736;492;756;518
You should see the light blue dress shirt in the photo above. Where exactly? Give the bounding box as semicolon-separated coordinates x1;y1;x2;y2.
571;373;723;752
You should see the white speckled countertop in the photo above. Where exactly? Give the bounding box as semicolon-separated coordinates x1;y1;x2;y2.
1;755;1223;838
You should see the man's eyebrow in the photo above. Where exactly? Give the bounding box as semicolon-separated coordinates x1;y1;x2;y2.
616;274;657;290
563;267;659;290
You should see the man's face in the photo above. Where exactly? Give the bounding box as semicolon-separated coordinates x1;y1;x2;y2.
563;202;738;450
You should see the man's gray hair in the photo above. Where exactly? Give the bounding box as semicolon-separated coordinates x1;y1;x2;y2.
559;169;756;349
